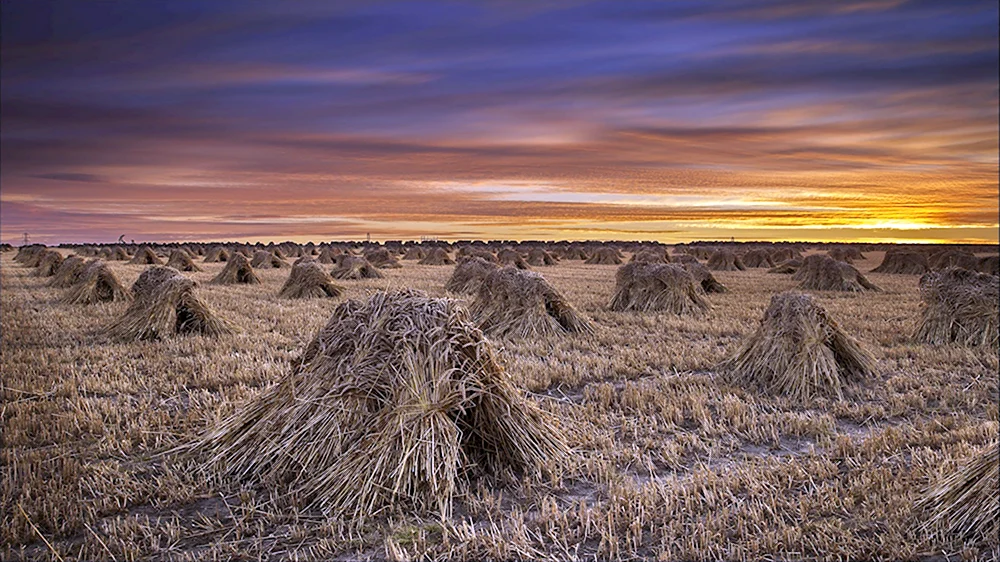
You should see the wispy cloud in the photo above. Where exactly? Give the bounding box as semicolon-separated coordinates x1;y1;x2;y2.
1;0;996;244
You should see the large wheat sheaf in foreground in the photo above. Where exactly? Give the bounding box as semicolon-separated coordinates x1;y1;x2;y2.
914;268;999;347
721;292;877;400
189;289;566;521
920;441;998;545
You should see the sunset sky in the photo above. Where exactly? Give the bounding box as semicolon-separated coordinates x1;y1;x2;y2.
2;0;997;245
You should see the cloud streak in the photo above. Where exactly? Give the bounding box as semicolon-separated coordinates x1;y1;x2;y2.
1;0;996;244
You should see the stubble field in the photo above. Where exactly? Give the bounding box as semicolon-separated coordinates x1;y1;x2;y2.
2;249;997;561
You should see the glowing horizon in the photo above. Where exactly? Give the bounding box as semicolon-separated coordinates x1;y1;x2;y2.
2;1;997;246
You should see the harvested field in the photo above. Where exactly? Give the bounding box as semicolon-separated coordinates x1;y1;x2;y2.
2;248;998;561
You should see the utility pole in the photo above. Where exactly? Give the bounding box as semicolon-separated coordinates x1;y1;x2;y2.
23;232;29;245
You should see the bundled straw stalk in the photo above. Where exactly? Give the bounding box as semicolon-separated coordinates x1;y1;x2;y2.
827;246;864;263
48;255;87;287
32;250;64;277
768;258;802;274
128;246;162;265
316;246;342;264
929;250;979;271
110;246;131;261
14;244;46;264
61;260;131;304
211;253;261;285
251;250;288;269
741;249;775;268
721;292;877;400
585;247;622;265
684;262;728;293
870;249;929;274
978;255;999;276
331;255;384;279
166;249;202;272
106;266;230;340
707;249;745;271
202;246;229;263
525;248;558;266
914;268;998;347
445;257;499;294
403;246;426;260
497;249;530;269
609;262;709;313
365;248;403;269
470;267;592;338
419;247;455;265
795;255;880;292
188;289;566;522
279;262;345;299
919;441;998;545
629;250;670;264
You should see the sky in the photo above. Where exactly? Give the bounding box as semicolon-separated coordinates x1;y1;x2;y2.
1;0;997;245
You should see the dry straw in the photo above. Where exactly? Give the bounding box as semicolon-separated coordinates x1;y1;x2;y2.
365;248;403;269
32;250;65;277
188;289;566;522
331;255;384;279
202;246;229;263
914;268;998;347
497;249;530;269
609;262;709;313
61;260;131;304
929;249;979;271
470;267;592;338
211;253;261;285
768;258;802;274
978;255;999;276
629;250;670;264
279;262;345;299
585;247;622;265
721;291;877;400
403;246;427;260
870;249;928;274
419;247;455;265
794;255;880;292
827;246;864;263
560;246;589;260
445;257;499;294
106;266;231;340
525;248;558;266
15;246;46;267
128;246;162;265
110;246;131;261
166;249;202;272
672;253;700;265
741;249;775;268
316;246;342;264
707;249;746;271
684;262;728;293
919;441;998;545
769;247;801;263
48;255;87;288
459;247;498;263
251;250;288;269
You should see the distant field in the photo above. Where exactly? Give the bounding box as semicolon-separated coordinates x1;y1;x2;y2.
2;248;997;561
